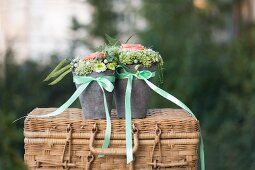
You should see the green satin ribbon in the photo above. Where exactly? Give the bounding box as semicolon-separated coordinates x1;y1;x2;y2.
30;75;115;158
116;67;205;170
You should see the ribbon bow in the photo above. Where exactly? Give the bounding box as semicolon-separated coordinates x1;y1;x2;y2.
30;75;115;157
116;67;205;170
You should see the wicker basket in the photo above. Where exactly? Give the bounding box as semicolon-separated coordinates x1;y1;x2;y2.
24;108;199;170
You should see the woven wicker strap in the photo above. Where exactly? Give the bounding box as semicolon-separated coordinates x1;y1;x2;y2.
36;160;76;168
150;124;162;170
149;124;189;169
85;152;95;170
148;160;188;168
36;124;75;169
89;124;139;156
61;124;72;163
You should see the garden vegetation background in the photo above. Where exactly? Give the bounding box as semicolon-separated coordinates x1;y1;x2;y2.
0;0;255;169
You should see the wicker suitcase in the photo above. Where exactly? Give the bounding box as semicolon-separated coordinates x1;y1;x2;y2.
24;108;199;170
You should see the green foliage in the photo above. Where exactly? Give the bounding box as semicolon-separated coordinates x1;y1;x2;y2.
103;46;120;62
0;48;79;169
86;0;118;39
125;34;135;44
48;69;72;85
44;59;70;81
105;34;120;46
71;0;118;50
44;59;72;85
0;111;27;170
138;1;255;169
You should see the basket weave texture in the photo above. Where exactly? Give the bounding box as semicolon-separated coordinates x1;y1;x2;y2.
24;108;199;170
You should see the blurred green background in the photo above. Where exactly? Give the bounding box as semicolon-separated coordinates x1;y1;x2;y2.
1;0;255;169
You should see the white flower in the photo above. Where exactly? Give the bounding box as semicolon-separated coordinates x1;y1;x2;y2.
103;59;108;64
86;61;90;65
94;62;107;73
74;63;78;68
134;59;138;64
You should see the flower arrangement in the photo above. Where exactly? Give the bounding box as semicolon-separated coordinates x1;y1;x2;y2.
119;44;163;68
44;49;162;85
73;51;117;76
44;49;118;85
44;35;163;85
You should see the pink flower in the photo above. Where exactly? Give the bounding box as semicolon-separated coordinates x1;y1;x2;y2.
121;44;145;51
82;52;105;61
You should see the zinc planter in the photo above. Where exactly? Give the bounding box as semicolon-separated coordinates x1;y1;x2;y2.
114;64;157;119
75;70;115;119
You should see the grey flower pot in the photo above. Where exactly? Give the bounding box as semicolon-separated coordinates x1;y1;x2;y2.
114;64;157;119
75;70;115;119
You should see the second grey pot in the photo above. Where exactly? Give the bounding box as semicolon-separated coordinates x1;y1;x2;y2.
75;70;115;119
114;64;157;119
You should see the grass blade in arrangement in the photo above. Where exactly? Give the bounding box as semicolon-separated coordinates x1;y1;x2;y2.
44;59;70;81
51;64;72;78
105;34;120;46
49;69;72;85
125;34;135;43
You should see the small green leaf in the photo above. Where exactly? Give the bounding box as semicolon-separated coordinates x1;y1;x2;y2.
105;34;120;46
106;54;114;62
96;45;106;52
51;64;72;78
49;69;72;85
44;59;70;81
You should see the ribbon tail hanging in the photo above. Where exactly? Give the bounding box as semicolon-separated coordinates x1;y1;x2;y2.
30;83;89;118
143;79;196;119
98;83;112;158
125;75;134;164
199;127;205;170
143;78;205;170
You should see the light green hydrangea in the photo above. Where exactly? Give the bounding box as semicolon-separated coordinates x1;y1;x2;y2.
73;57;118;76
74;60;94;75
119;49;163;67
